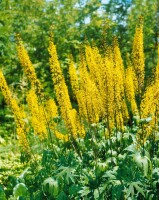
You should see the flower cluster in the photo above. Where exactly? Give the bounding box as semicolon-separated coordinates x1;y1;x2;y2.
26;89;47;140
132;20;145;95
78;55;104;123
125;65;138;115
0;70;29;152
48;38;85;138
17;36;43;96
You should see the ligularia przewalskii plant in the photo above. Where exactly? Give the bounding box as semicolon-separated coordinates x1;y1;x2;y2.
1;19;159;199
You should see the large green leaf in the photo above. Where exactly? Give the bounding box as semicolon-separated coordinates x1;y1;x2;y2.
125;181;145;198
124;144;138;153
42;177;59;198
133;153;152;178
56;166;76;184
78;186;90;197
56;191;68;200
13;183;28;199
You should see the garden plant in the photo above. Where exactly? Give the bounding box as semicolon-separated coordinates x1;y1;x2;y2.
0;17;159;199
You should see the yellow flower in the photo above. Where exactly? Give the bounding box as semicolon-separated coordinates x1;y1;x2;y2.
76;89;88;120
101;53;115;131
0;70;29;152
113;37;125;80
78;54;104;123
70;109;85;138
54;131;68;142
125;66;138;115
48;38;82;138
26;89;47;140
140;85;156;118
85;45;103;94
113;39;129;123
69;59;80;97
132;19;145;95
16;36;43;96
138;45;159;143
45;98;58;122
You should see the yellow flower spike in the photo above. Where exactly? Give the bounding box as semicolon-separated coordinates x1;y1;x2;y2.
45;98;58;122
145;44;159;120
139;80;159;143
113;37;125;80
0;70;12;105
132;18;145;95
48;39;72;110
69;58;80;97
76;89;88;120
48;37;79;138
125;66;138;115
113;66;125;130
113;38;129;123
70;109;85;138
26;90;47;140
101;53;115;132
78;55;104;123
85;45;103;94
54;131;68;142
140;85;157;119
0;70;29;152
16;36;43;96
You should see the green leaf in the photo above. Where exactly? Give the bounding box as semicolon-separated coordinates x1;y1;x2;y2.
123;132;135;142
56;166;75;184
124;144;137;153
69;185;81;196
94;189;99;199
138;117;152;124
111;184;123;199
155;132;159;141
78;186;90;197
0;186;7;200
133;153;152;178
56;191;68;200
95;161;108;174
132;182;145;197
125;181;145;198
127;184;134;198
103;169;117;180
13;183;28;198
42;177;59;197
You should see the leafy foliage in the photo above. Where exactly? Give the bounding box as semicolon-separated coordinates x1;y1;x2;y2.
0;0;159;199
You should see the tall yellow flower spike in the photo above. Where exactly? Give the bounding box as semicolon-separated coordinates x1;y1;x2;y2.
125;64;138;115
106;40;128;131
132;16;145;95
78;54;104;123
85;45;104;95
138;45;159;144
0;70;29;152
48;37;84;138
113;37;125;80
16;35;43;96
101;52;115;132
113;38;129;124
